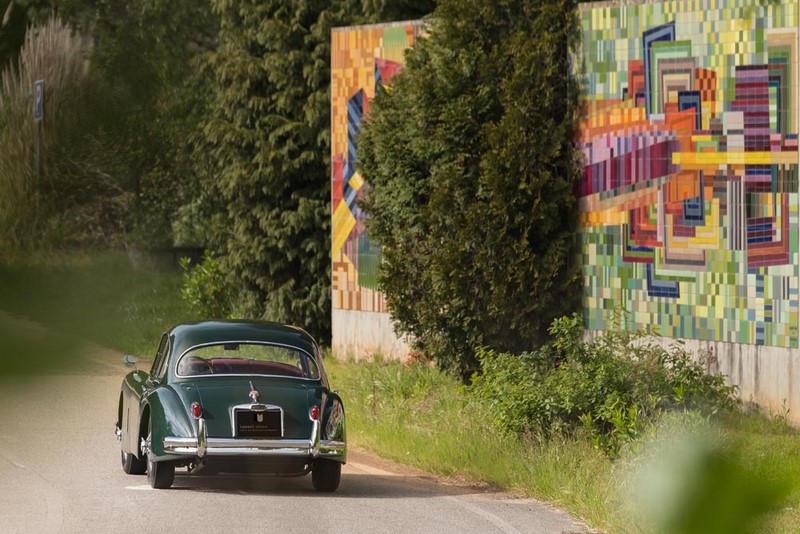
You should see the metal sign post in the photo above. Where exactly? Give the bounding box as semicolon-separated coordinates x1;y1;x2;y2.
33;80;43;203
34;80;43;121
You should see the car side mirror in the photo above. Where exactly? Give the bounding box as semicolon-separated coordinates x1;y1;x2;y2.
123;354;137;368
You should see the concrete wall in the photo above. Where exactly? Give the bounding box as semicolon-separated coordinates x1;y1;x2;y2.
703;340;800;420
332;308;410;360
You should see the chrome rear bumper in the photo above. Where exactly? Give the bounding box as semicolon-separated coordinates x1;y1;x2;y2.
162;418;345;461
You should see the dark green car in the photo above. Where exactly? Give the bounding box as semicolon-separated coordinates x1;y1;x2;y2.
115;320;346;491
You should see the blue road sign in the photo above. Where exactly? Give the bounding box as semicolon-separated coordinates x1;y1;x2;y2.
33;80;44;121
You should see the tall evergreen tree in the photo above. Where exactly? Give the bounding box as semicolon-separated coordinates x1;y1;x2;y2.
358;0;583;376
201;1;354;342
200;1;434;342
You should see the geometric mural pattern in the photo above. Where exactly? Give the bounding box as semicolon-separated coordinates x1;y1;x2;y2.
578;0;799;347
331;22;424;313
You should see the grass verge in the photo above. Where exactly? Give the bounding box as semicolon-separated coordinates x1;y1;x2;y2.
325;355;616;530
325;356;800;533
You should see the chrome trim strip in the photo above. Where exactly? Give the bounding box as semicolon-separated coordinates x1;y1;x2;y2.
197;417;207;459
161;416;345;459
311;419;320;457
163;437;313;456
319;440;346;457
174;373;320;381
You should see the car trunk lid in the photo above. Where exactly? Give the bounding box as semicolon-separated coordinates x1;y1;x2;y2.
180;376;319;439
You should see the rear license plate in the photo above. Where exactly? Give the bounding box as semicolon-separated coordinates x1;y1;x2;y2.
235;409;282;438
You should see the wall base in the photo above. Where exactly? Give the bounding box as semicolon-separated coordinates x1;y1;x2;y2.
332;309;410;361
700;339;800;423
589;330;800;424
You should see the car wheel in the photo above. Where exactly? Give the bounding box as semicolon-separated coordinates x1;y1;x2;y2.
121;449;146;475
146;420;175;489
311;459;341;492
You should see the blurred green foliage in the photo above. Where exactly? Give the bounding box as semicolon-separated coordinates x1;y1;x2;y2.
0;0;28;70
0;15;130;250
0;0;216;252
627;413;791;534
0;317;87;376
0;252;194;357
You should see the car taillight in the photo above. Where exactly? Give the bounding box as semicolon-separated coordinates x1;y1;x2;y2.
191;402;202;419
309;405;320;421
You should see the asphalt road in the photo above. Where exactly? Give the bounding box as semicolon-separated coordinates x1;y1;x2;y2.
0;347;588;534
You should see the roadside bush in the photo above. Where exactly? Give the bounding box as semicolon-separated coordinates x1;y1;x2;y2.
468;314;738;457
179;251;234;319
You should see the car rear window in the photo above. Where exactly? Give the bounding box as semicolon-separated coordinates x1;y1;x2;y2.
176;343;320;379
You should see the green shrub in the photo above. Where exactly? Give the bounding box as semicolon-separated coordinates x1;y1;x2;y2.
179;251;234;319
468;314;738;457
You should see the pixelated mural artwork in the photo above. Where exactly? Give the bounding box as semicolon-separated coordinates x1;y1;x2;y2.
331;22;424;313
578;0;799;346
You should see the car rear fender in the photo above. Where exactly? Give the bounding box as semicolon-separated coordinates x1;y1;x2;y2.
120;370;149;456
322;391;346;462
143;387;194;459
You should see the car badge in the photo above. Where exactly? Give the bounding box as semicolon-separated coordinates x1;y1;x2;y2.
248;380;259;404
256;413;264;423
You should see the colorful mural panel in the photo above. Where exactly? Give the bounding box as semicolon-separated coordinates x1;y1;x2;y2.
331;22;424;313
578;0;799;347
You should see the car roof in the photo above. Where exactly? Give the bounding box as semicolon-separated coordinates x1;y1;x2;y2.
167;320;318;359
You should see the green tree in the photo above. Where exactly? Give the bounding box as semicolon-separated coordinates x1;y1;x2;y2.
200;0;355;342
361;0;435;21
358;0;583;376
71;0;218;249
199;0;434;343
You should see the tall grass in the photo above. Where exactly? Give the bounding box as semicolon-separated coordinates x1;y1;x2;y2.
0;15;93;248
326;356;800;533
0;16;133;252
326;356;617;530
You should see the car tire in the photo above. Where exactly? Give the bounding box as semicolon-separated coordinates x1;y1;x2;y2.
121;449;146;475
146;420;175;489
311;459;341;492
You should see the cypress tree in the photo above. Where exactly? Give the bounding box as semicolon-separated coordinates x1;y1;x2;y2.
200;1;434;342
201;1;344;341
358;0;583;376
